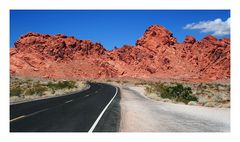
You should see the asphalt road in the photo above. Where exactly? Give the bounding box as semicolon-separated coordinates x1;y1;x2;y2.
10;83;120;132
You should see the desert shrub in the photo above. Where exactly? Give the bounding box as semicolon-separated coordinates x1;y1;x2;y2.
145;83;198;104
10;77;80;98
135;82;146;86
33;85;48;96
23;84;47;96
47;82;55;89
145;86;153;93
197;83;208;90
145;83;168;95
116;80;121;83
47;81;76;90
122;81;128;84
24;88;35;96
60;81;76;89
10;87;22;97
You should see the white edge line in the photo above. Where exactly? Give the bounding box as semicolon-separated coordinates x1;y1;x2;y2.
10;115;26;122
65;100;73;104
88;86;118;133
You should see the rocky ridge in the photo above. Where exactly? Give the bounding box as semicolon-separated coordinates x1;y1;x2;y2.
10;25;230;82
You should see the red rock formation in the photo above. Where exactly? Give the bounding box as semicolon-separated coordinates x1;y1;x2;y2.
136;25;177;48
10;25;230;82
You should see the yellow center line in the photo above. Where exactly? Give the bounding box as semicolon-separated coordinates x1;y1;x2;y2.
10;108;49;123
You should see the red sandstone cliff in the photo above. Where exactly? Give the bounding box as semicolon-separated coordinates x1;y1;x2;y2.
10;25;230;82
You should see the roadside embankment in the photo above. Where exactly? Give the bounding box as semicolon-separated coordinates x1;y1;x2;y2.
119;84;230;132
144;82;230;108
10;76;89;104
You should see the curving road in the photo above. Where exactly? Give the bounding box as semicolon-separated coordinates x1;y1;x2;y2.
10;83;230;132
10;83;120;132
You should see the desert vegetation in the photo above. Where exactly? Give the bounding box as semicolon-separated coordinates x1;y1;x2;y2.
144;82;230;107
145;83;198;104
10;76;88;103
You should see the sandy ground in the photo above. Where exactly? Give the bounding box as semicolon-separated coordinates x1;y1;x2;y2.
119;85;230;132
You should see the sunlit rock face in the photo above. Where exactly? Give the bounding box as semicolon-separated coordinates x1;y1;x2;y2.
10;25;230;82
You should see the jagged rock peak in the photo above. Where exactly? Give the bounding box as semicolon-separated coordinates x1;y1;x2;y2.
136;24;177;47
144;25;174;36
183;36;196;44
202;34;218;41
20;32;50;39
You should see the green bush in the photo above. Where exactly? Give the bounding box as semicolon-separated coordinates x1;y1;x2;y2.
47;81;76;90
145;83;198;104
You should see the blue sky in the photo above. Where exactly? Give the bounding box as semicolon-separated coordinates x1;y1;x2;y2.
10;10;230;50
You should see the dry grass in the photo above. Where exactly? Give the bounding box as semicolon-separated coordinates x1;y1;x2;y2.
144;81;230;108
10;76;88;103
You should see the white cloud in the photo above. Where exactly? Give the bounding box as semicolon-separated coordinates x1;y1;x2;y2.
183;18;230;36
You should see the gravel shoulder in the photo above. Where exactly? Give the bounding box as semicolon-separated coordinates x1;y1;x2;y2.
119;85;230;132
